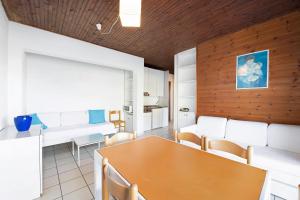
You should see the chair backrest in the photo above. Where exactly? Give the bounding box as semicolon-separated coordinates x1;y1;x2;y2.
105;131;137;146
109;110;121;122
174;130;203;150
204;137;253;165
102;158;138;200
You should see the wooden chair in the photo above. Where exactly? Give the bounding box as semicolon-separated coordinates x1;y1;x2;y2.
109;110;125;132
102;158;138;200
173;130;204;150
203;136;253;165
105;131;137;146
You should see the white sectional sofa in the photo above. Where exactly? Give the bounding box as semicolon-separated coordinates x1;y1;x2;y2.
32;111;117;147
180;116;300;200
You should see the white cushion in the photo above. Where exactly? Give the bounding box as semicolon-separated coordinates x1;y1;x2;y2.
268;124;300;154
253;146;300;183
179;124;197;134
225;119;268;147
38;112;61;128
61;111;88;126
42;122;117;147
196;116;227;139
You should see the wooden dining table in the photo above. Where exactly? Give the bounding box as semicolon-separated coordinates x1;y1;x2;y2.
94;136;268;200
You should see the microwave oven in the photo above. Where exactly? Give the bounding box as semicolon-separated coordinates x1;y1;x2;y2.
123;105;133;113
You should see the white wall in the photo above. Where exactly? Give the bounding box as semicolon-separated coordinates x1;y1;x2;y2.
0;2;8;130
25;53;125;120
7;22;144;133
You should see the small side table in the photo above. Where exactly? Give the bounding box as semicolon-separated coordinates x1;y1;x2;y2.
72;133;108;166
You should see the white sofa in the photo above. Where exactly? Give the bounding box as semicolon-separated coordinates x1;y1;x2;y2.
32;111;117;147
180;116;300;200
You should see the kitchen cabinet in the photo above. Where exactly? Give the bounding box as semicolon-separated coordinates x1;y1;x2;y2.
162;107;169;127
144;67;165;96
178;111;195;129
124;112;133;132
143;112;152;131
151;107;168;129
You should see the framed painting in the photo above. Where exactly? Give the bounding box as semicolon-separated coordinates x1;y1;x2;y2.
236;50;269;89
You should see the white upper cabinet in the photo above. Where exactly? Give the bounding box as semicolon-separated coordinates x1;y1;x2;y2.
144;67;165;97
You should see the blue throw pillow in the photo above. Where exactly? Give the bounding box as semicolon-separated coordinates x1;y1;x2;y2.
30;113;48;129
88;110;105;124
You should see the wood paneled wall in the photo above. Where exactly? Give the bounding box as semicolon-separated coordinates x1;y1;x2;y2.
196;11;300;125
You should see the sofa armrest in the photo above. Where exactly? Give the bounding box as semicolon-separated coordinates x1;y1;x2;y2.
179;124;198;134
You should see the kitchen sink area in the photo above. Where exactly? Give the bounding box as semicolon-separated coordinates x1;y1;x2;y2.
144;105;168;131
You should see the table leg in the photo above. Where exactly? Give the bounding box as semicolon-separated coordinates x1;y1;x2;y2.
72;141;74;156
77;146;80;166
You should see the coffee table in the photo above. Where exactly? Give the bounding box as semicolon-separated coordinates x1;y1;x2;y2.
72;133;113;166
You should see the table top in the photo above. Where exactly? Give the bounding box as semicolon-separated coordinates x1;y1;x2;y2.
73;133;106;147
99;136;267;200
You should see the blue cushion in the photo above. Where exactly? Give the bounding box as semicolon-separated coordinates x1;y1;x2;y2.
88;110;105;124
30;113;48;129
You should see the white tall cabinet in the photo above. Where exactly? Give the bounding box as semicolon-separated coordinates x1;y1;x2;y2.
174;48;197;130
144;67;165;97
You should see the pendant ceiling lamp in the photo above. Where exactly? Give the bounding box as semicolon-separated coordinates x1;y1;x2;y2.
119;0;141;27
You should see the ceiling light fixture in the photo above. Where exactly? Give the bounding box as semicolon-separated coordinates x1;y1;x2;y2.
119;0;141;27
97;0;141;35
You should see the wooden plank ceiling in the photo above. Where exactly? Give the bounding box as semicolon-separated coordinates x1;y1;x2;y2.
1;0;300;71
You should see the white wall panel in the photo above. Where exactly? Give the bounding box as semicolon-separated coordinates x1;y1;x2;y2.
25;53;124;120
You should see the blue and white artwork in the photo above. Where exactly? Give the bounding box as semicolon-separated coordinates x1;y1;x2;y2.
236;50;269;89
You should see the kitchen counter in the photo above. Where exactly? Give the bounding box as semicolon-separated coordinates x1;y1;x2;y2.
144;105;168;113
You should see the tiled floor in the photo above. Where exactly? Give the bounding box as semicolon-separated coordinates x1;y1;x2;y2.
38;126;173;200
38;124;283;200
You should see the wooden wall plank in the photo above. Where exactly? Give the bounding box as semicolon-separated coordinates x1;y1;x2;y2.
196;11;300;125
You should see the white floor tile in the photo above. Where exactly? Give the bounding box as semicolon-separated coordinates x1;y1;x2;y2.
43;175;59;189
39;185;61;200
57;162;77;174
75;152;92;160
56;157;75;167
80;163;94;175
55;152;73;160
63;186;93;200
88;184;95;196
44;167;58;178
59;168;82;183
80;158;93;166
83;172;94;185
44;157;56;164
61;176;87;195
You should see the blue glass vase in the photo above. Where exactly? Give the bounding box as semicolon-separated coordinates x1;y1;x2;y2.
14;115;32;132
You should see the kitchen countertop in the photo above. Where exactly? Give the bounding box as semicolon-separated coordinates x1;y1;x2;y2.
144;105;168;113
